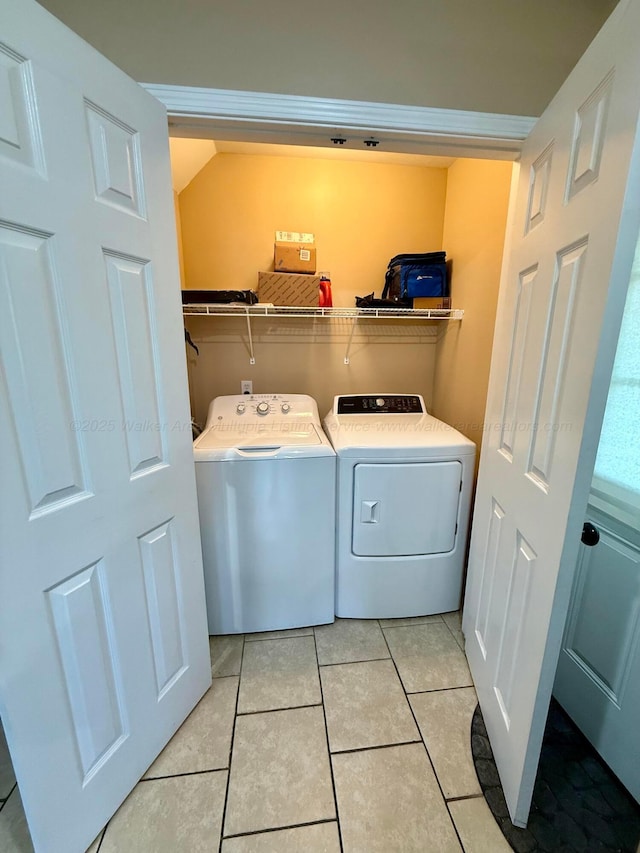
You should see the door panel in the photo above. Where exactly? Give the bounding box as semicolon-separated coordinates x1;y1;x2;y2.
463;0;640;826
0;224;91;512
47;564;127;780
104;250;167;474
0;1;211;851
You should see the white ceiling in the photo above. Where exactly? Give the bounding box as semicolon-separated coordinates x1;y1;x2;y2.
169;137;455;194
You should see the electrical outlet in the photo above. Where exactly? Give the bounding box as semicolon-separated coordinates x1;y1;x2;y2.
241;380;253;395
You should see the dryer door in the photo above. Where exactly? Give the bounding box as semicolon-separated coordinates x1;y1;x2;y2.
352;461;462;557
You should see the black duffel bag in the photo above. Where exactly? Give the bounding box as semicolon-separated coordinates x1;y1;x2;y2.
181;289;258;305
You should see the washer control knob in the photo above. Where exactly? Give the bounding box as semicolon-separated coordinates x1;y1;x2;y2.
256;401;270;416
281;403;291;414
376;397;386;407
236;403;246;414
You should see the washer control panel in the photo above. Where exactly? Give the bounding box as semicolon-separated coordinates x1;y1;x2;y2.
336;395;424;415
207;394;318;425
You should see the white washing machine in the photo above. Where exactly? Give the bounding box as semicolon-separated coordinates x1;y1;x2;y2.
194;394;335;635
324;394;475;618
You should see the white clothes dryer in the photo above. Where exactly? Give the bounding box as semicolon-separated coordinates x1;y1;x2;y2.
194;394;335;635
324;394;475;619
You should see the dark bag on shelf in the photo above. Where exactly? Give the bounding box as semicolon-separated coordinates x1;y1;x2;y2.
182;289;258;305
382;252;448;305
355;293;412;309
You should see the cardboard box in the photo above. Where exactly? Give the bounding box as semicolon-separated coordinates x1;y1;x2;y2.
413;296;452;310
258;271;321;306
274;231;317;273
274;243;317;273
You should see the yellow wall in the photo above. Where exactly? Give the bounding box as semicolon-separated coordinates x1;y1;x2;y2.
173;190;185;288
432;159;515;460
179;152;448;422
177;152;514;430
179;153;447;306
184;316;439;427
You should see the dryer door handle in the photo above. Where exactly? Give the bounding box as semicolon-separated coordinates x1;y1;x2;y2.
361;500;380;523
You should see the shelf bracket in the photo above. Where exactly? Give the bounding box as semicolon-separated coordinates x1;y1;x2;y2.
344;316;358;365
245;308;256;364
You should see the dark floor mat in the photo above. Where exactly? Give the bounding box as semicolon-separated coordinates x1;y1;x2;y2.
471;699;640;853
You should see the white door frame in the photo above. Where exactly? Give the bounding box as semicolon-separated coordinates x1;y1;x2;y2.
141;83;536;161
150;80;638;816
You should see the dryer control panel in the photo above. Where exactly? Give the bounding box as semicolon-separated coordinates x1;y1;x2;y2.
336;395;424;414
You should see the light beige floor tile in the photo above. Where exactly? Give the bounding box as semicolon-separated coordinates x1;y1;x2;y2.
378;614;444;628
100;772;227;853
0;788;33;852
410;687;481;797
314;618;389;665
210;635;244;677
383;623;472;692
442;610;465;650
245;626;314;641
321;659;419;752
442;610;462;631
221;822;340;852
448;796;513;853
225;706;335;836
144;677;239;778
238;636;320;713
0;723;15;801
332;744;461;853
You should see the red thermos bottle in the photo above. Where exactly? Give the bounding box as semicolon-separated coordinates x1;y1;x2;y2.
319;274;333;307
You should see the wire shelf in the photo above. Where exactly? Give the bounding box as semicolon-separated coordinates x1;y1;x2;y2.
182;303;464;320
182;303;463;363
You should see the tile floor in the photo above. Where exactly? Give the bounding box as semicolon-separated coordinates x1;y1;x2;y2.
0;613;513;852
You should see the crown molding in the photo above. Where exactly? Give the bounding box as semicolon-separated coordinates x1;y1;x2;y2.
142;84;536;156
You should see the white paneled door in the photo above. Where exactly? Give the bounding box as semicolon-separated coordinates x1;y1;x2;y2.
0;1;211;851
554;507;640;801
463;0;640;827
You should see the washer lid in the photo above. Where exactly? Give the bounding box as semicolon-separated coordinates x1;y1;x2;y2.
194;421;335;460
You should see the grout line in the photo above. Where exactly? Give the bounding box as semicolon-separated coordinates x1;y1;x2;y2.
244;633;314;643
217;634;246;853
141;767;229;782
379;622;467;852
441;616;466;652
378;617;445;628
313;628;344;853
380;619;447;634
222;817;339;841
236;703;323;717
406;684;475;696
446;793;484;803
318;657;391;668
94;826;106;852
212;673;242;680
330;739;423;756
0;784;17;816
